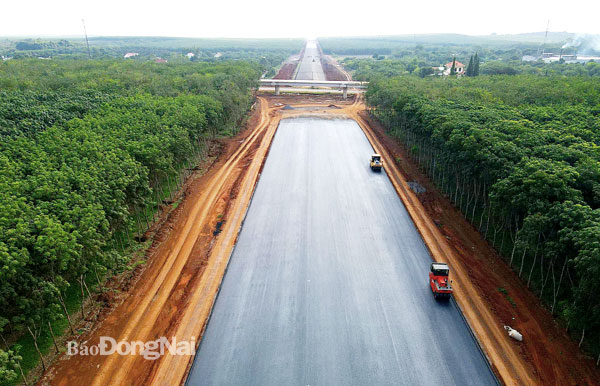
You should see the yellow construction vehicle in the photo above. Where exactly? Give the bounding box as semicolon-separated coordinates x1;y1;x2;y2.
370;154;383;172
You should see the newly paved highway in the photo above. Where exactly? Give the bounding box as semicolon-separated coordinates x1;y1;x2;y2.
295;40;326;80
187;118;497;386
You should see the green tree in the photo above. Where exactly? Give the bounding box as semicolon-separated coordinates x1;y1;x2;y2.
466;55;474;76
450;57;457;76
0;346;21;383
418;66;434;78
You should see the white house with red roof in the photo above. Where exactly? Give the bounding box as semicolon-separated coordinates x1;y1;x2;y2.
443;60;465;76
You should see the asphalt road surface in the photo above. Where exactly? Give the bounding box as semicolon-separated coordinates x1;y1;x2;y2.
187;118;497;386
295;40;326;81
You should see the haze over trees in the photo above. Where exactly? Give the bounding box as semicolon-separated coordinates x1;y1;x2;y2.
324;34;600;81
342;54;600;80
0;37;302;63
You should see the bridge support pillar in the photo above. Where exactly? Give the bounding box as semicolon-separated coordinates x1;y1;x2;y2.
275;85;280;95
342;86;348;99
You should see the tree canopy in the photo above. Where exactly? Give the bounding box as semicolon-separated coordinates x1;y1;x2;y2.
0;58;260;382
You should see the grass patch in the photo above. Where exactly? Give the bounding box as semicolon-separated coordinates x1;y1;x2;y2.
507;296;517;308
172;198;182;210
129;258;148;270
498;287;516;307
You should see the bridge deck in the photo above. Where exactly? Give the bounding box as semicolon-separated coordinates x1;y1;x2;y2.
259;79;368;88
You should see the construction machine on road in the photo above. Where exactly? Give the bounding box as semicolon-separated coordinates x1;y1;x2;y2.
370;154;383;172
429;262;453;300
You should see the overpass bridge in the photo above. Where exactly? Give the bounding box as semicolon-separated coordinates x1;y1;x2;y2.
259;79;368;98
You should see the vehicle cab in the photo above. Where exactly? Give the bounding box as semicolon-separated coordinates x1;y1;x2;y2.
370;154;383;171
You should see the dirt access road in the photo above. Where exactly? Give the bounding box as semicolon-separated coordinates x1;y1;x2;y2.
41;93;598;386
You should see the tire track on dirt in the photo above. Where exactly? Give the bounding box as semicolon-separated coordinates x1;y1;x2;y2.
151;102;280;386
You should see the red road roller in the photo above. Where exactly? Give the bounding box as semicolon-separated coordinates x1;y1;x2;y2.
429;262;453;300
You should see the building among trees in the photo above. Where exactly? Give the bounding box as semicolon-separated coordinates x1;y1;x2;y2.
431;60;467;76
443;60;464;76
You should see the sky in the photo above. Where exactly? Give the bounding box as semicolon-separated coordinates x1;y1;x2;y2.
1;0;599;38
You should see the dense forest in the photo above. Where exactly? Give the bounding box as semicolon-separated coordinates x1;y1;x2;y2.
0;59;261;383
319;34;572;60
318;34;600;82
366;75;600;362
0;37;301;73
318;32;574;54
342;56;600;81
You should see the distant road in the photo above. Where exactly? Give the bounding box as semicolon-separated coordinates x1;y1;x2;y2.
294;40;326;80
187;118;497;386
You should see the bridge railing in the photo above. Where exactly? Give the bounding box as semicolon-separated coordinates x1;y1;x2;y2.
259;79;368;89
